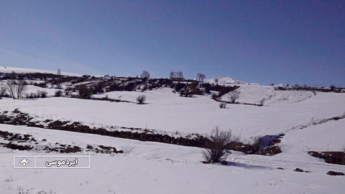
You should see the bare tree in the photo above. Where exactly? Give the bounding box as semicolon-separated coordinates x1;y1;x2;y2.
202;126;234;163
214;78;219;85
141;70;150;79
6;79;17;99
170;71;184;80
228;90;240;103
78;85;93;99
57;68;61;76
169;71;175;79
0;87;6;98
196;73;206;82
16;80;27;99
177;71;184;79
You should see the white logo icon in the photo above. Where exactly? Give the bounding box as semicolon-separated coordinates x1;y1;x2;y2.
19;159;29;166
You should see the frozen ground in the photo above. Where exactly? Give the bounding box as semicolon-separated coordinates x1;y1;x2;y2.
3;87;344;139
0;76;344;193
0;122;344;194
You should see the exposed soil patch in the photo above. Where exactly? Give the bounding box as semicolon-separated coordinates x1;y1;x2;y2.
327;171;344;176
4;142;33;151
0;109;282;156
308;151;345;165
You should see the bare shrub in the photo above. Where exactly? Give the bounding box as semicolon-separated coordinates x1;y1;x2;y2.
219;102;226;108
78;85;92;99
196;73;206;82
16;80;27;99
141;70;150;79
136;95;146;104
37;90;48;98
228;90;240;103
252;136;264;152
55;90;63;97
258;98;266;106
6;79;17;99
214;78;219;85
0;87;7;98
202;126;234;163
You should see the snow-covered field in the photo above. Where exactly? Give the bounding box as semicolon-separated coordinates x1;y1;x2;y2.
0;71;344;193
4;87;344;139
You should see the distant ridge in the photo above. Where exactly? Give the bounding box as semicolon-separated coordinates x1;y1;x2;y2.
206;75;246;85
0;66;81;76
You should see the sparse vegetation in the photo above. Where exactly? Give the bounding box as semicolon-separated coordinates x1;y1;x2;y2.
55;90;63;97
78;85;93;99
228;90;240;103
37;90;48;98
196;73;206;83
219;102;226;108
252;136;264;152
141;70;150;79
6;79;17;99
202;126;234;163
0;87;7;98
258;98;266;106
16;80;27;99
136;95;146;104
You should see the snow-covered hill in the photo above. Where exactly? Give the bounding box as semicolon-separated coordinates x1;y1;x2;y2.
0;66;81;76
206;76;246;85
0;68;344;194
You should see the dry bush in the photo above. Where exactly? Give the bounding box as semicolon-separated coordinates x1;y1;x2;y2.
202;126;234;163
258;98;266;106
136;95;146;104
55;90;63;97
141;70;150;79
78;85;93;99
37;90;48;98
252;136;264;152
0;87;7;98
6;79;17;99
228;90;240;103
16;80;27;99
219;102;226;108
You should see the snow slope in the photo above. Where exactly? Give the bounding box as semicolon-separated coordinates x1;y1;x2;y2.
0;70;344;193
3;87;344;140
221;85;315;105
0;122;344;194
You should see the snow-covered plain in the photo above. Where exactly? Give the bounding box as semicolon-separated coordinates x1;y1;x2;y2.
0;76;344;193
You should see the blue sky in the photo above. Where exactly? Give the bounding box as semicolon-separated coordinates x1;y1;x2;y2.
0;0;344;86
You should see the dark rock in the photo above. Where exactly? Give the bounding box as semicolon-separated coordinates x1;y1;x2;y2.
294;168;304;172
327;171;344;176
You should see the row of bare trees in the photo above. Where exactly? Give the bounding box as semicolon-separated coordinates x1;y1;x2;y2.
141;70;206;83
1;79;27;99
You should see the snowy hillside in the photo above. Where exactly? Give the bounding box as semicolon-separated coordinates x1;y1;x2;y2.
0;66;81;76
206;76;246;85
0;68;344;194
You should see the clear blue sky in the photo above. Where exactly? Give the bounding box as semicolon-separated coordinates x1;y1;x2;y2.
0;0;344;86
